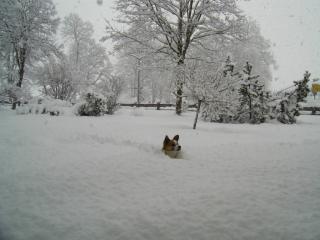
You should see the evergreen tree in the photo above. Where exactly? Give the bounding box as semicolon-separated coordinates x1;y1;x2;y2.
276;71;310;124
259;91;271;122
236;62;266;123
276;96;297;124
294;71;311;104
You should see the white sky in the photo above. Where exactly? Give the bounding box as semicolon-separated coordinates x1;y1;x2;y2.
53;0;320;91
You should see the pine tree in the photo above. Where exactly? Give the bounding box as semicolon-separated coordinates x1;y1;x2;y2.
294;71;310;105
276;71;310;123
259;91;271;122
236;62;266;123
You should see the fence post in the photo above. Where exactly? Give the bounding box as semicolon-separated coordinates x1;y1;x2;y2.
193;99;202;130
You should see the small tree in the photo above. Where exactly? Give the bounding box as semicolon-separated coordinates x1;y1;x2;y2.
236;61;267;124
275;71;310;124
294;71;311;103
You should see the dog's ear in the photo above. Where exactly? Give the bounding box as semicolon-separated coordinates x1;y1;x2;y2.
173;135;179;141
164;135;170;144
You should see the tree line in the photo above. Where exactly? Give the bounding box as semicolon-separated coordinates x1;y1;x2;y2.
0;0;310;125
0;0;120;110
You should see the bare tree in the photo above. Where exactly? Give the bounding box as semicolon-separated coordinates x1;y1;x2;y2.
35;54;75;101
0;0;59;109
61;14;94;65
61;14;112;97
104;0;245;114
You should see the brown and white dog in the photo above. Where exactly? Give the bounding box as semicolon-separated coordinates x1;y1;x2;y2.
162;135;181;158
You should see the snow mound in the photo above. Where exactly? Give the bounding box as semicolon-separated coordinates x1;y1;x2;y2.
16;97;73;116
0;109;319;240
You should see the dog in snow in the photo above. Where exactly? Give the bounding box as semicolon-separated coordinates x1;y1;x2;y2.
162;135;181;158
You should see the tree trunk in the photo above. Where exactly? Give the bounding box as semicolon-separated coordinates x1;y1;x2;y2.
248;95;252;120
12;70;23;109
12;47;26;110
175;61;185;115
193;99;202;129
176;84;183;115
11;99;17;110
137;58;141;105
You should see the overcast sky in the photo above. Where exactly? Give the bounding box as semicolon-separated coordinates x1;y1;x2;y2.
53;0;320;91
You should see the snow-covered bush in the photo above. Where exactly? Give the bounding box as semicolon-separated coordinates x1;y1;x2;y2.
186;57;238;124
77;93;106;116
105;93;119;115
276;97;297;124
94;75;123;115
271;71;310;124
189;57;240;124
0;82;32;107
16;97;72;115
193;59;271;125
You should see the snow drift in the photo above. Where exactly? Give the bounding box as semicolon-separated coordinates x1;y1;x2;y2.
0;108;319;240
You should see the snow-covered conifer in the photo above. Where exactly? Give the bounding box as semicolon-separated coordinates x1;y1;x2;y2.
275;71;310;124
236;61;267;123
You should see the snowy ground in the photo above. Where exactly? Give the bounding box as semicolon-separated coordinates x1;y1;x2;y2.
0;107;320;240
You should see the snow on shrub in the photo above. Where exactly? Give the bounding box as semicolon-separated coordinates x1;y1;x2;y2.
105;93;120;115
16;97;72;115
95;75;123;115
76;93;106;116
270;71;310;124
76;90;121;116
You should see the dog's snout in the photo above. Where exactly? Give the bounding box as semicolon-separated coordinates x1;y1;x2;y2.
177;145;181;151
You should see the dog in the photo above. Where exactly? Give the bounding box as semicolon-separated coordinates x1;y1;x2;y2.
162;135;181;158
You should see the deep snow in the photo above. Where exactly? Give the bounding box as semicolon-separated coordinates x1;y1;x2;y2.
0;107;320;240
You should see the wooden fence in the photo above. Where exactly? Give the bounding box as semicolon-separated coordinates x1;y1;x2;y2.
301;107;320;115
120;103;197;110
120;103;319;114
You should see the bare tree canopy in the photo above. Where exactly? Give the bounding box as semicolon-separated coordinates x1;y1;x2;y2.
0;0;59;109
104;0;247;114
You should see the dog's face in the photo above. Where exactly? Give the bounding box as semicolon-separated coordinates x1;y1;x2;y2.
163;135;181;157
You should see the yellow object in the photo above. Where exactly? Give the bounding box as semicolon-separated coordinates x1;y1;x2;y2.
311;84;320;95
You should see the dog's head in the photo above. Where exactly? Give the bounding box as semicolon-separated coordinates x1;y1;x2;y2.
162;135;181;157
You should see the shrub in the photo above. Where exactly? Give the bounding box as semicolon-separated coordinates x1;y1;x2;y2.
16;97;72;115
77;93;106;116
105;93;119;115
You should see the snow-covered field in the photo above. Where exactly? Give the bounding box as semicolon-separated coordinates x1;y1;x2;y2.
0;107;320;240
